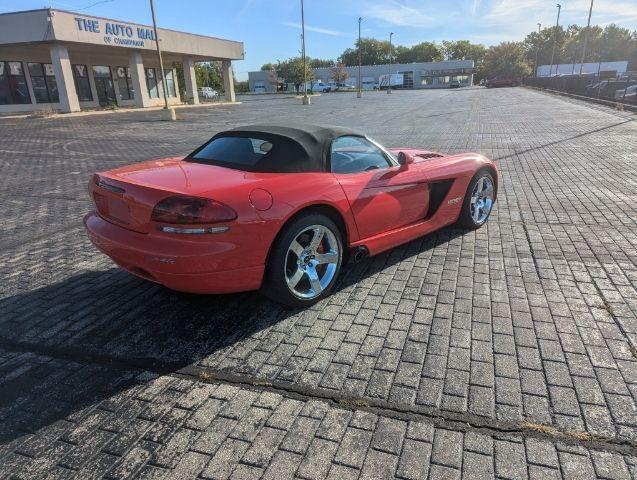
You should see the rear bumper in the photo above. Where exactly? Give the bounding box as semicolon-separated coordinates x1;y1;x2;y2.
84;212;264;294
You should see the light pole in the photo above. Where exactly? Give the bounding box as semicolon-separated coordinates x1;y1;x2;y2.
149;0;175;120
534;23;541;77
301;0;310;105
548;3;561;77
579;0;594;75
387;31;394;94
357;17;362;98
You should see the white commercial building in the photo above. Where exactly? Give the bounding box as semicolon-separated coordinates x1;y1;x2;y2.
536;61;628;77
248;60;475;92
0;8;243;114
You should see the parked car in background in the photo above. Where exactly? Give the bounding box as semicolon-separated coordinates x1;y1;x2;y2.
334;83;356;91
585;80;625;98
485;76;520;88
309;81;331;93
615;85;637;103
361;78;376;90
449;80;461;88
198;87;219;99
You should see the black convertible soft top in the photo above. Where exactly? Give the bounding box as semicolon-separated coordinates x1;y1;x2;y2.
187;123;365;173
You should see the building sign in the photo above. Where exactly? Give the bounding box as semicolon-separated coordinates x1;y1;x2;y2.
74;16;155;47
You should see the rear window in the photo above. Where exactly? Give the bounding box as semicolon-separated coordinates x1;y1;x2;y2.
192;137;272;166
186;134;312;173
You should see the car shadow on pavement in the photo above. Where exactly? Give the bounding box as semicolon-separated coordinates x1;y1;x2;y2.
0;226;468;444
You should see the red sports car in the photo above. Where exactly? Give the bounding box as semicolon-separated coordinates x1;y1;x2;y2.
85;124;497;306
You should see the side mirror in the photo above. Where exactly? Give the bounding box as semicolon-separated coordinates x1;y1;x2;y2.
398;151;415;168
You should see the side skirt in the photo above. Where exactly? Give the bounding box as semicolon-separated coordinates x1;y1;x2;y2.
349;214;457;257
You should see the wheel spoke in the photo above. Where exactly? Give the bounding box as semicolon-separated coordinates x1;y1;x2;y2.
315;251;338;265
289;240;304;258
308;226;324;251
477;177;485;193
472;203;481;222
483;198;493;215
306;266;322;294
287;267;305;288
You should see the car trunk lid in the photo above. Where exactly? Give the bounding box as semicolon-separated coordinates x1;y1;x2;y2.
91;157;249;234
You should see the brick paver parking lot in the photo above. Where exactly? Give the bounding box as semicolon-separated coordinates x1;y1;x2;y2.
1;87;636;479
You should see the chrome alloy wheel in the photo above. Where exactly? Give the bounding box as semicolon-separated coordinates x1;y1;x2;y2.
285;224;340;300
470;175;495;225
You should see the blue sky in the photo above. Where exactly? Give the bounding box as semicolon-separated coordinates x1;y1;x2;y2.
2;0;637;79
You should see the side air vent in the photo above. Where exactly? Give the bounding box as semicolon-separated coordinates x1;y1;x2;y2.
426;179;454;218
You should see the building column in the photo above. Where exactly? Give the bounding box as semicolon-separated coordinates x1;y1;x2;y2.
49;44;80;113
222;60;235;102
128;51;151;108
182;56;199;104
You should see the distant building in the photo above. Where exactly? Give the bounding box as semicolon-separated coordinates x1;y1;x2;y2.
536;61;628;77
248;60;475;93
0;8;243;114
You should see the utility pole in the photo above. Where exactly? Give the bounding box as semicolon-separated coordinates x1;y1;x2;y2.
357;17;362;98
548;3;561;77
579;0;594;75
149;0;174;120
301;0;310;105
534;23;541;77
387;32;394;94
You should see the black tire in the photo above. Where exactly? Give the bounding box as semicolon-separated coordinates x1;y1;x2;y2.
456;169;496;229
262;213;343;307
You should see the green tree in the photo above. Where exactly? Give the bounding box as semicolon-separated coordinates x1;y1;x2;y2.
195;62;223;90
482;42;531;78
340;38;391;66
276;57;314;93
234;80;249;93
310;58;334;68
442;40;485;62
330;62;349;83
395;42;443;63
599;24;636;61
260;62;276;71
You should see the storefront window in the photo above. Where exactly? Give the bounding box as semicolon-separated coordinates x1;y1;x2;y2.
115;66;134;100
165;68;176;97
72;64;93;101
156;68;165;98
146;67;177;99
0;61;31;105
146;67;158;98
28;63;59;103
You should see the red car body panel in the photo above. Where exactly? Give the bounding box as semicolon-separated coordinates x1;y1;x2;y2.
486;76;520;88
85;148;497;294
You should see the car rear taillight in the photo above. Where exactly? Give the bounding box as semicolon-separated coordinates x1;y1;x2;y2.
151;195;237;225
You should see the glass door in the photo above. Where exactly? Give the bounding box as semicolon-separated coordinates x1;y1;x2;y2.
399;71;414;89
92;66;116;106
